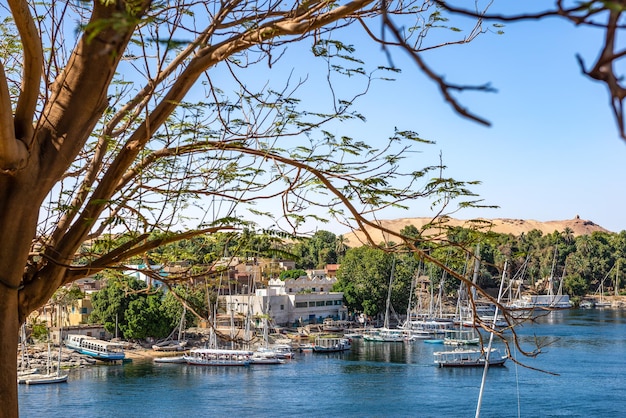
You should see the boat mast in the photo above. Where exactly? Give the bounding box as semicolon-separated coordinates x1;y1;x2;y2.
616;260;620;297
383;256;396;329
475;261;507;418
548;247;557;298
406;260;421;324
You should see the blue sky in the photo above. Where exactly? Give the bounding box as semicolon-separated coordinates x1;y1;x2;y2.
203;5;626;234
302;6;626;233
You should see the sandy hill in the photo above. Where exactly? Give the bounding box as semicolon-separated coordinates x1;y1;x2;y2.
343;216;609;246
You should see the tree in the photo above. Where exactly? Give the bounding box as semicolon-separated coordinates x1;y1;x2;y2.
90;275;148;337
1;3;494;412
279;269;307;280
124;293;170;340
334;246;416;319
9;0;621;412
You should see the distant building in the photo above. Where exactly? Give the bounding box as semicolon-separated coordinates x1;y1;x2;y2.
124;264;166;288
68;298;93;326
221;273;346;327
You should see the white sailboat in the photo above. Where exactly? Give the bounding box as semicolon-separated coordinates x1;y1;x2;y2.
17;324;39;378
20;338;68;385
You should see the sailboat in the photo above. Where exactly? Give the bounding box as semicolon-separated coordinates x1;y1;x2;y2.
434;262;509;369
401;262;455;340
508;248;571;310
20;331;68;385
363;256;405;342
595;263;615;308
152;305;188;351
17;324;39;378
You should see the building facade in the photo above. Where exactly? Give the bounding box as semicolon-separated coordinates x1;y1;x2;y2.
221;275;346;327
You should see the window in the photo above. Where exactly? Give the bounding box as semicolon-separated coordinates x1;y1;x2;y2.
320;288;324;292
335;300;342;305
280;305;284;310
311;288;316;292
295;302;307;308
316;301;325;307
325;300;333;306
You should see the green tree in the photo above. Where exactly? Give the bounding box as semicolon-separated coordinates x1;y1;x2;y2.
123;293;170;340
334;246;416;318
90;275;147;337
279;269;307;280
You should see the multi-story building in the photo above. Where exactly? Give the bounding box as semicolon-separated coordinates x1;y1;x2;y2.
221;272;346;328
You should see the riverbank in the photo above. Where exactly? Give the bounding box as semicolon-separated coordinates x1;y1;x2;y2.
579;294;626;308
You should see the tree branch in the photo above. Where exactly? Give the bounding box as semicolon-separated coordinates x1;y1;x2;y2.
8;0;43;144
0;61;27;173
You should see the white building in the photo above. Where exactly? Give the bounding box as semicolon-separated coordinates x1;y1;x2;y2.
221;275;346;327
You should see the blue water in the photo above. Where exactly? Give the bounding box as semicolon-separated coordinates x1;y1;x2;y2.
19;309;626;417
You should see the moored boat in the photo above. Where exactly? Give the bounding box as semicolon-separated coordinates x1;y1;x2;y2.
312;336;351;353
183;348;252;366
153;355;187;363
363;328;405;342
65;334;125;361
443;329;480;346
433;348;507;368
152;340;188;352
22;372;69;385
249;349;285;365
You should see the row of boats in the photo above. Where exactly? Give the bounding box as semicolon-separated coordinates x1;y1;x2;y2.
154;335;353;366
19;330;506;386
18;334;127;385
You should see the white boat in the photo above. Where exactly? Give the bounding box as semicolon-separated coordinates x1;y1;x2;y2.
433;348;507;368
312;336;351;352
19;342;68;385
443;329;480;346
22;372;69;385
184;348;252;366
363;328;405;342
507;248;572;310
509;294;572;310
65;334;125;361
364;256;406;344
153;356;187;363
17;368;40;378
152;340;188;352
269;343;295;359
249;349;285;365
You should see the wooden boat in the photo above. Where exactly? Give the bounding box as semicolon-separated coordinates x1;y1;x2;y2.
433;348;507;368
65;334;125;361
183;348;252;366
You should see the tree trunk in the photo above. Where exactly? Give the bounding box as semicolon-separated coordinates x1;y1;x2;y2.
0;288;19;418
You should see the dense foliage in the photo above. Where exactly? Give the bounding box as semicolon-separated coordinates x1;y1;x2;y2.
331;226;626;316
90;275;208;340
87;225;626;326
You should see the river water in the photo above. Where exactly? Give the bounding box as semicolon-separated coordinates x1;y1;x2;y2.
18;309;626;417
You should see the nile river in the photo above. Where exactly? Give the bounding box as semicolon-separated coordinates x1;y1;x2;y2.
18;309;626;417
